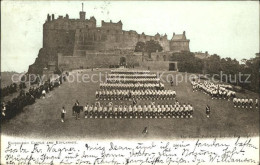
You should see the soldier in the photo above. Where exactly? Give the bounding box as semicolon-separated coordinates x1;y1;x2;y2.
139;105;144;119
162;105;166;118
103;106;108;119
123;105;128;118
241;98;245;108
133;105;138;119
98;105;103;118
233;97;237;108
179;105;184;118
158;105;162;119
176;105;180;118
84;103;89;118
95;91;99;100
133;98;137;106
89;104;93;118
184;104;189;118
93;105;98;119
206;105;210;118
114;105;118;119
244;98;249;108
256;98;258;109
249;98;253;109
166;105;171;118
61;106;66;122
129;105;133;119
1;102;6;117
42;89;46;98
108;105;113;119
237;98;241;108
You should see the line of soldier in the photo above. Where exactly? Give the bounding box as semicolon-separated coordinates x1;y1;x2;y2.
1;74;67;120
108;74;157;78
95;89;176;100
111;70;150;74
1;83;18;98
191;81;236;100
83;102;193;119
232;98;258;109
100;82;165;90
106;78;160;84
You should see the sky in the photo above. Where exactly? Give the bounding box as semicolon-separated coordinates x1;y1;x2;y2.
1;1;259;72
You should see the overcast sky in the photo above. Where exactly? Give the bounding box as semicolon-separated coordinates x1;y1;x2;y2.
1;1;259;72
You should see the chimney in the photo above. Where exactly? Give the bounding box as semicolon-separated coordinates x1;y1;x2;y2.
52;14;55;20
47;14;51;21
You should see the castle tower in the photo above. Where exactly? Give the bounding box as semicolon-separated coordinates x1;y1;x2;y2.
79;3;86;20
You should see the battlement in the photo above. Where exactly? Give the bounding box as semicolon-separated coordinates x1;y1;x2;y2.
101;20;122;30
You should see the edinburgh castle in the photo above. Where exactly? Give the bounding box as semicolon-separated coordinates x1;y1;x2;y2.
28;6;190;74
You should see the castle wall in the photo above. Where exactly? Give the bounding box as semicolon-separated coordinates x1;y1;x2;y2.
58;53;142;70
170;40;190;52
151;52;171;61
101;21;122;30
140;61;170;71
73;29;170;55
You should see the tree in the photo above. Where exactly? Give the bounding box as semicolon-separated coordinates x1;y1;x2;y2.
134;41;145;52
134;40;163;58
145;40;163;53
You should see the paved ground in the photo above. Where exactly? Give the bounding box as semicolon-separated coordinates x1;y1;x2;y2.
1;69;259;140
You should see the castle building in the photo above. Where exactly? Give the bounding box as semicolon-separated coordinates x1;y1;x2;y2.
29;7;190;73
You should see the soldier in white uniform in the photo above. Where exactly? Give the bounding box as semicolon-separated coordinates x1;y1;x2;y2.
129;105;133;118
249;98;253;108
84;103;89;118
123;105;128;118
233;97;237;107
98;105;103;118
103;105;108;119
89;104;93;118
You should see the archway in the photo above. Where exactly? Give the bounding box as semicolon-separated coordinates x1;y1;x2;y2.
119;57;126;66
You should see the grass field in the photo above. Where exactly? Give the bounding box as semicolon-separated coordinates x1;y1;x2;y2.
1;69;259;140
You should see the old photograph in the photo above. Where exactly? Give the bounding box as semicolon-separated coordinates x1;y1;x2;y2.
1;1;259;164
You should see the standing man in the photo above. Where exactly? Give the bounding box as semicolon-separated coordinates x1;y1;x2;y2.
133;98;137;106
206;105;210;118
1;102;6;117
61;106;66;122
170;78;174;87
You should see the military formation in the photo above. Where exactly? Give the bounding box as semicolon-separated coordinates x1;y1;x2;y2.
1;73;68;121
96;89;176;100
100;82;165;90
82;69;183;119
1;83;18;98
233;97;258;109
191;80;236;100
191;79;258;110
83;102;193;119
108;73;157;78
